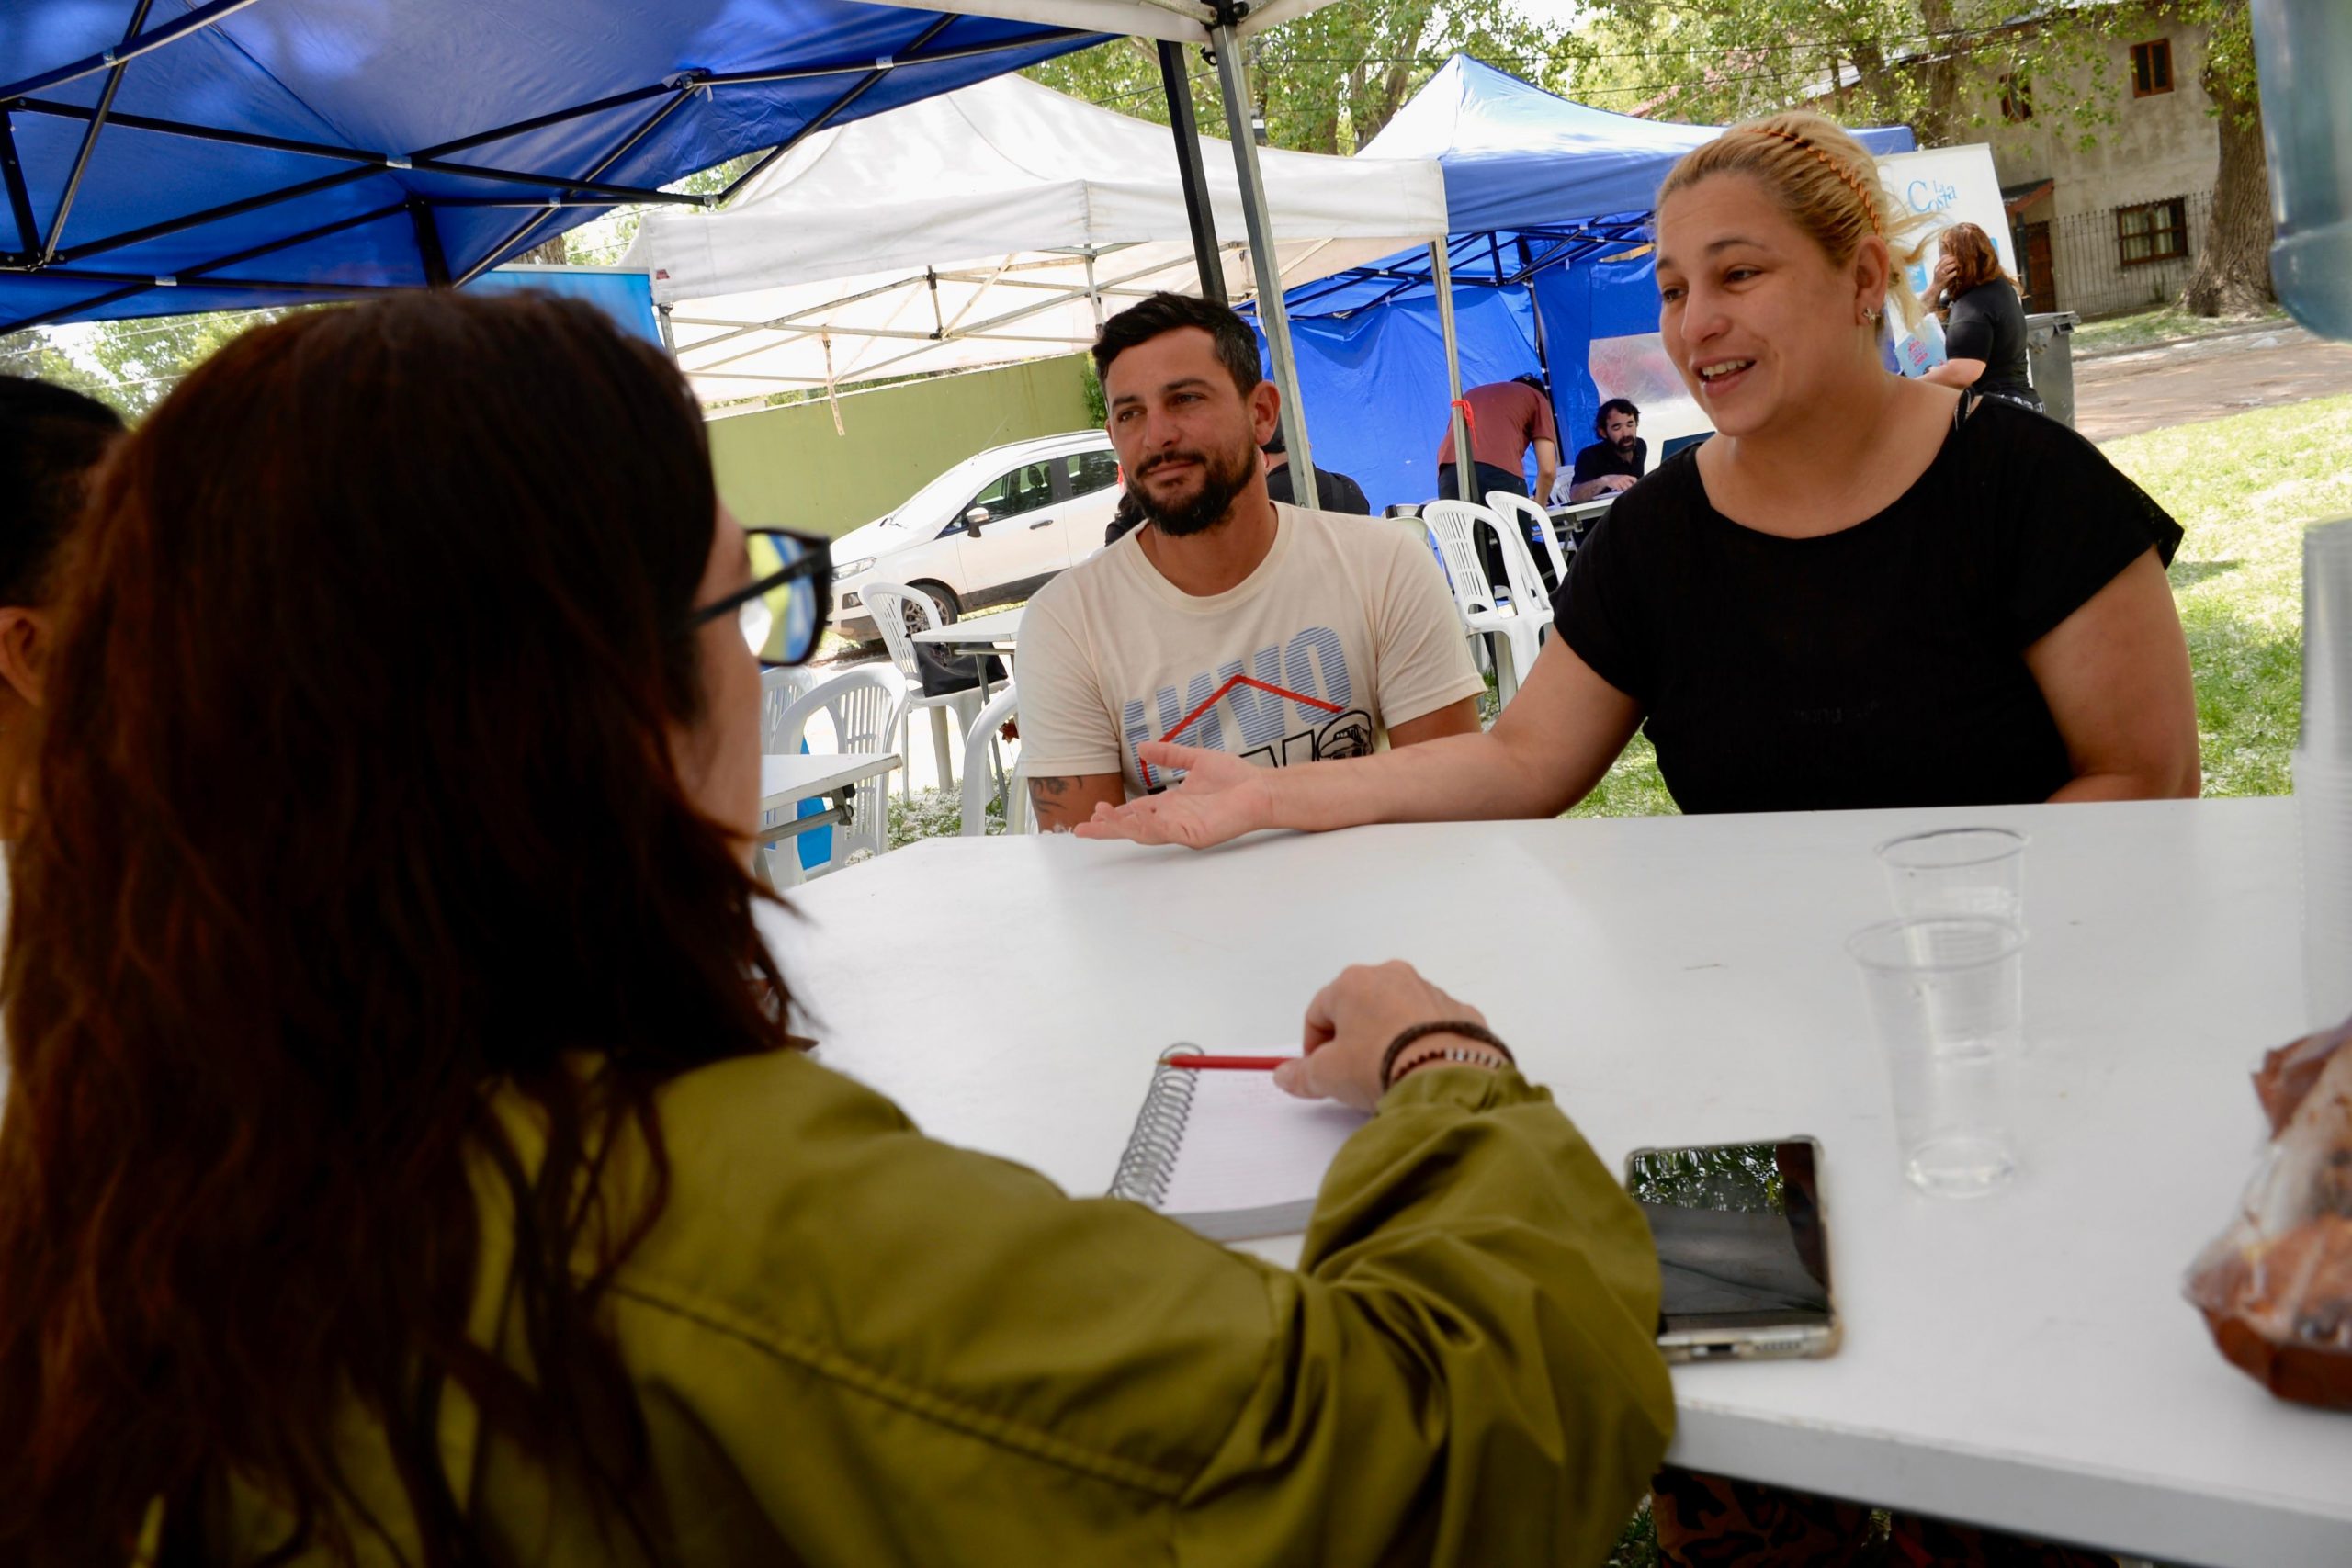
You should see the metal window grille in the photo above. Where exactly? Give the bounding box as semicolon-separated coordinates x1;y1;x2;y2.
2042;189;2211;317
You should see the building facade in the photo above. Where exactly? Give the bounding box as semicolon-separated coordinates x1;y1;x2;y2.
1972;10;2221;318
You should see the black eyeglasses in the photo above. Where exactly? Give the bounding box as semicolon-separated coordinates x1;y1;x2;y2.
693;526;831;666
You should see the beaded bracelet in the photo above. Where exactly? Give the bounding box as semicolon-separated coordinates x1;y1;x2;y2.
1388;1043;1514;1088
1379;1021;1516;1091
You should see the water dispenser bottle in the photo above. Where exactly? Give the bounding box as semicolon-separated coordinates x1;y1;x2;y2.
2253;0;2352;341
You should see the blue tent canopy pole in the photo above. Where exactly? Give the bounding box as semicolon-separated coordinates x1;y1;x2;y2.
693;14;959;217
456;80;729;285
3;0;261;104
38;0;154;271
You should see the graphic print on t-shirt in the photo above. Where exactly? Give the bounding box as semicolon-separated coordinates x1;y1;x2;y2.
1120;626;1372;792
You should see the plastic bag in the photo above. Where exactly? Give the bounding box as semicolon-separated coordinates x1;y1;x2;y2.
2183;1017;2352;1408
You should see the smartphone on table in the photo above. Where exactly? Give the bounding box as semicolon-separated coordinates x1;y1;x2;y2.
1623;1136;1840;1363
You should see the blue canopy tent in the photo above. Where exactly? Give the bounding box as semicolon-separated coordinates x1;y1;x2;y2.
0;1;1125;335
1256;57;1916;512
0;0;1344;501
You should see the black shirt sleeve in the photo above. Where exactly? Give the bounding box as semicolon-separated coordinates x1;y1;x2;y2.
1967;398;2185;647
1944;290;1996;363
1570;442;1605;485
1549;476;1664;703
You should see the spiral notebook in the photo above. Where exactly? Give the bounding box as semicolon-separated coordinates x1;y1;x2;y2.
1108;1046;1370;1241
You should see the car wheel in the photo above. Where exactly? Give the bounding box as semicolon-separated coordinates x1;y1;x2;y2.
907;581;961;638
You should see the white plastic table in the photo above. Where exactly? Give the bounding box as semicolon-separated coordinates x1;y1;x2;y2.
910;605;1023;662
758;751;899;840
760;798;2352;1566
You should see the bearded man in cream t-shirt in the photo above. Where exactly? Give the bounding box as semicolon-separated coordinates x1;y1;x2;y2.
1017;294;1483;832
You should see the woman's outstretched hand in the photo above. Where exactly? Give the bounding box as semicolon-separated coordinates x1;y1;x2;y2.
1072;742;1277;849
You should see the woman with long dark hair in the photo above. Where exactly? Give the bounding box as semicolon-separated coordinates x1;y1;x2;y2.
0;292;1669;1564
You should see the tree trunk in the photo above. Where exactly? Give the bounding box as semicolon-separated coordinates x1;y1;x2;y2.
515;233;569;266
1913;0;1964;146
2180;61;2276;316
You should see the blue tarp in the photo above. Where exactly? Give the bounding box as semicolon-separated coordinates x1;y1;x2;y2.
0;2;1101;333
1527;249;1675;483
1275;288;1543;513
1267;57;1917;511
471;267;662;344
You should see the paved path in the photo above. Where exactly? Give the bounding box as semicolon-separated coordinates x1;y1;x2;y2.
2075;323;2352;443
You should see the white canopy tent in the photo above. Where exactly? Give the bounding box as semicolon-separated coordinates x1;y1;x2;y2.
628;73;1449;400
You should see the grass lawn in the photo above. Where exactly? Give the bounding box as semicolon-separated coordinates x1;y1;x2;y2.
1566;392;2350;818
2109;393;2351;796
2071;301;2287;357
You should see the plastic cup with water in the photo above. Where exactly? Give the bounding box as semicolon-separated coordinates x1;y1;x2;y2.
1848;917;2025;1199
1875;827;2027;923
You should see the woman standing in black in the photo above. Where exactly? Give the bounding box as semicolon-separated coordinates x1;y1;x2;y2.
1924;220;2041;410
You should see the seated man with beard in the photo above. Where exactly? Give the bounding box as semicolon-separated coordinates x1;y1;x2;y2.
1019;293;1482;831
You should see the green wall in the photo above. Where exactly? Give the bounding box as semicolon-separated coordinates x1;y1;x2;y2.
706;355;1098;539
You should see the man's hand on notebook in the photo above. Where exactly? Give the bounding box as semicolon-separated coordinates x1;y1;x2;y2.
1276;961;1493;1111
1074;741;1274;848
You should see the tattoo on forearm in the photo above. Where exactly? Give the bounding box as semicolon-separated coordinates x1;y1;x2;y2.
1028;774;1084;832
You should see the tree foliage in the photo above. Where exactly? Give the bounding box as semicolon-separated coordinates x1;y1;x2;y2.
0;330;117;412
1026;2;1564;155
1552;0;2268;314
69;308;298;418
1555;0;2119;148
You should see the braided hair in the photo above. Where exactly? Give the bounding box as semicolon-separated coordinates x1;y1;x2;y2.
1655;109;1933;333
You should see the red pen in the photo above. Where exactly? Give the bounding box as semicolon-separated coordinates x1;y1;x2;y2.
1167;1054;1291;1070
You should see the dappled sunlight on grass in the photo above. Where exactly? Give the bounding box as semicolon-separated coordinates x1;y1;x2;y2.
2072;302;2287;357
2103;393;2352;797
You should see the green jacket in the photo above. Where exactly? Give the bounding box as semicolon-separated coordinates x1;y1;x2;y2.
209;1052;1673;1564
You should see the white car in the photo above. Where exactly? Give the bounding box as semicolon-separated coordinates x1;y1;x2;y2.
830;430;1125;646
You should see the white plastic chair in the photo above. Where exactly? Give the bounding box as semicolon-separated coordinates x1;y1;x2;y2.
1486;490;1573;593
760;665;818;748
1480;498;1560;652
762;662;910;886
861;581;985;798
958;681;1032;837
1420;501;1549;707
759;667;829;881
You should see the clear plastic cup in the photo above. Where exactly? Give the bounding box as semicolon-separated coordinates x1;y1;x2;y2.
1875;827;2027;923
1848;917;2025;1199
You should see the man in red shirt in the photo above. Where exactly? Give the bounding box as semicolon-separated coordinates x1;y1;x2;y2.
1434;373;1558;509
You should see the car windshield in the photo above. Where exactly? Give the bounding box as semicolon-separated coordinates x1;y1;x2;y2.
880;449;1027;528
